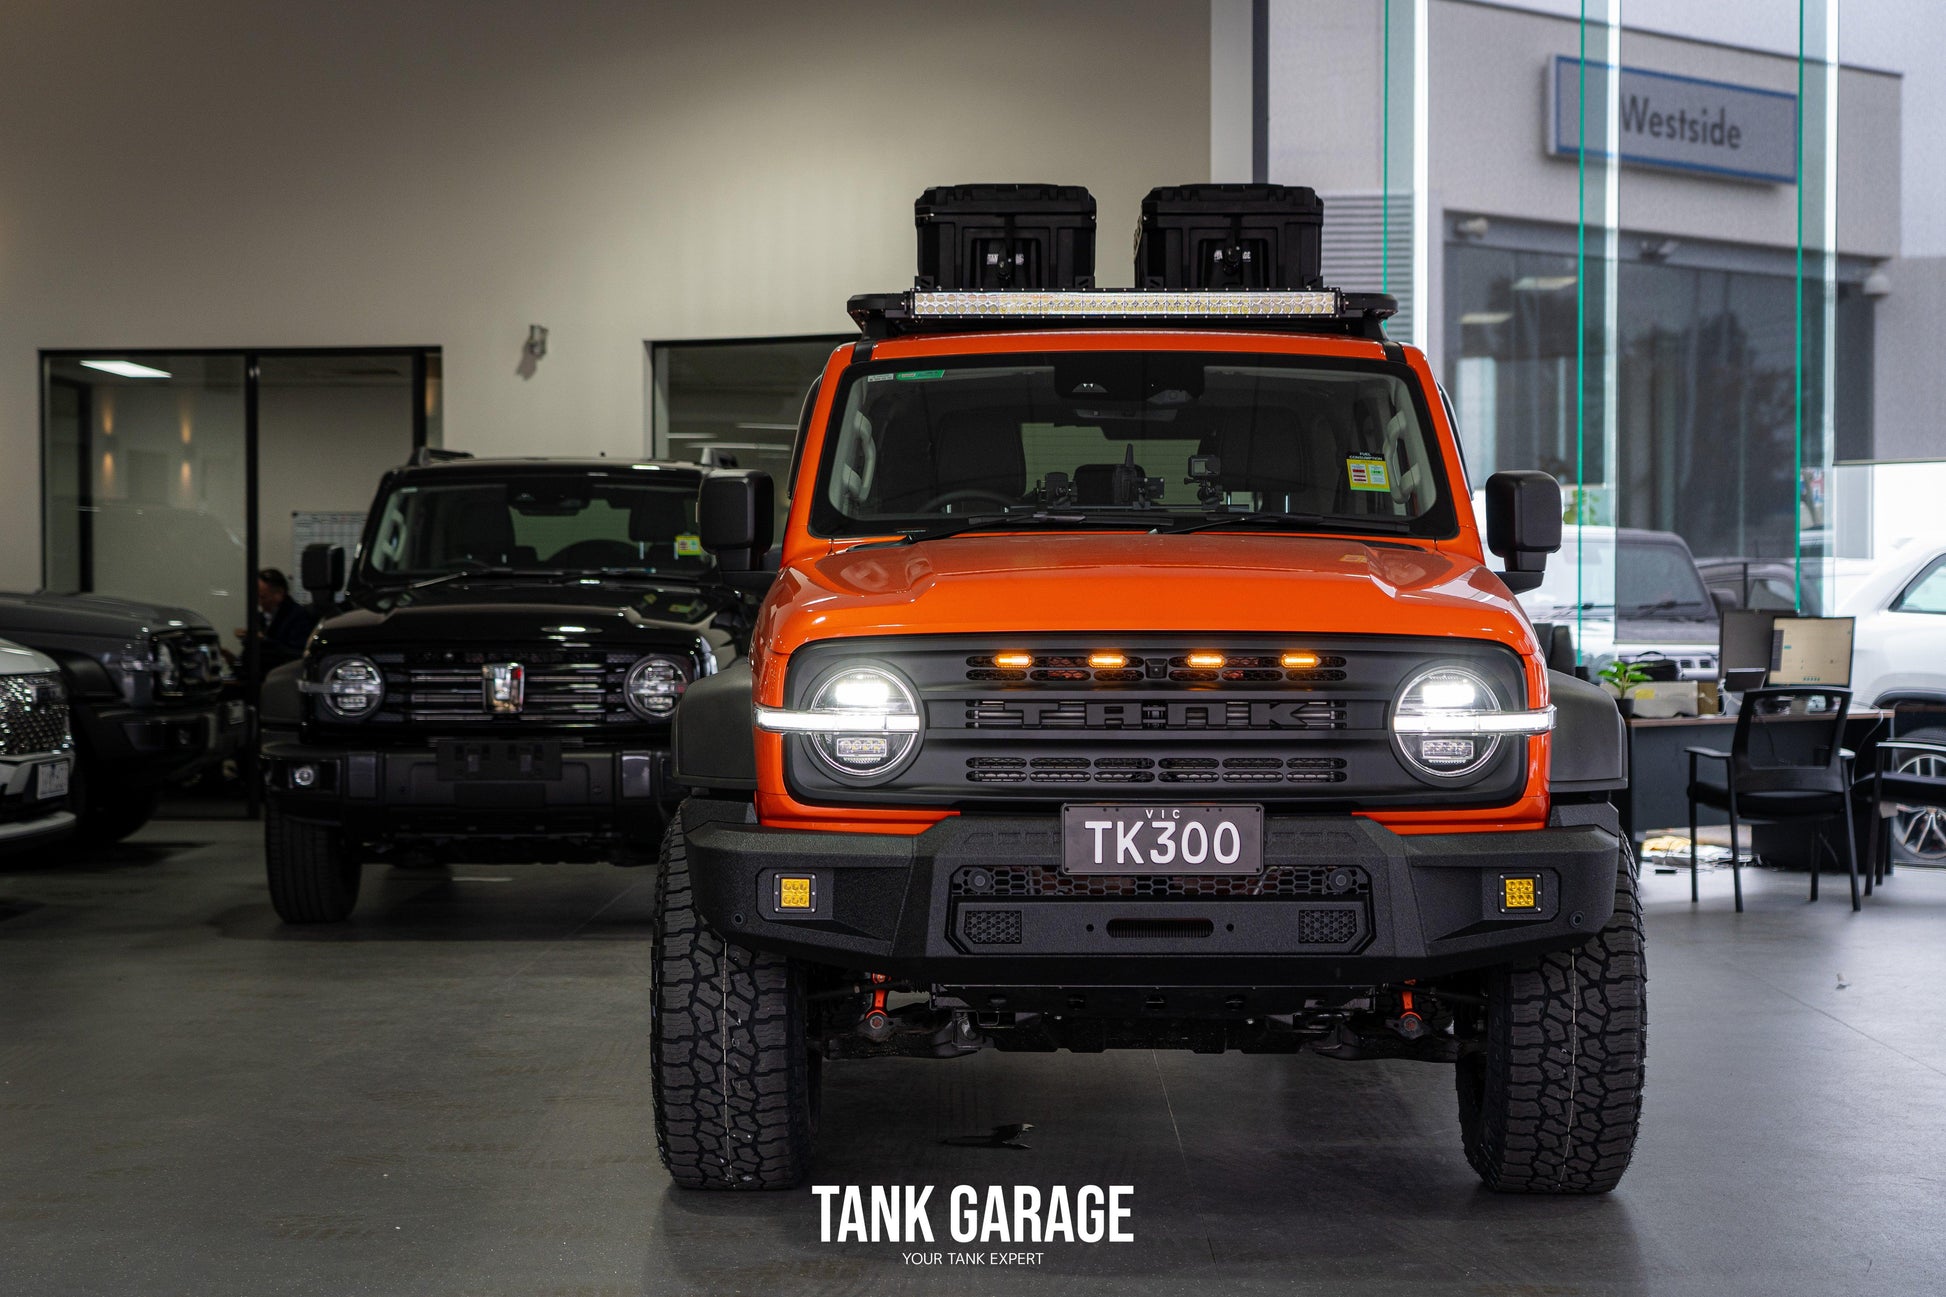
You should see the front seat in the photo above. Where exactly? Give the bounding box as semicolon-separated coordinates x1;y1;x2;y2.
445;496;518;566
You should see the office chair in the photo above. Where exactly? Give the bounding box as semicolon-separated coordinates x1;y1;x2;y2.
1686;687;1859;912
1859;737;1946;893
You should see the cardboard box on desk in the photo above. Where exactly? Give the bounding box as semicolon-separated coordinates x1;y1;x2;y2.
1625;680;1702;718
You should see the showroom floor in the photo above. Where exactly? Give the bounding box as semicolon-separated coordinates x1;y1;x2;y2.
3;821;1943;1297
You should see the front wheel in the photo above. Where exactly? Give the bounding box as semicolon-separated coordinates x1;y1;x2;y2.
650;808;818;1189
264;803;361;923
1455;845;1646;1194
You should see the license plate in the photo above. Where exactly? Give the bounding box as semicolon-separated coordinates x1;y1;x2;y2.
1061;804;1264;875
35;759;71;801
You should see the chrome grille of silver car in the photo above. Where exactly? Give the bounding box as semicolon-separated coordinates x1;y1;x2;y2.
0;673;71;757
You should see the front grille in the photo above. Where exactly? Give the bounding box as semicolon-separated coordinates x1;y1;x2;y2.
962;698;1346;730
0;675;71;757
961;910;1023;945
965;755;1346;786
383;649;642;726
1297;909;1359;944
951;864;1367;900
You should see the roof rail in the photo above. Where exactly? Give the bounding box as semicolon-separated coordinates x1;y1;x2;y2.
847;288;1397;341
409;447;473;467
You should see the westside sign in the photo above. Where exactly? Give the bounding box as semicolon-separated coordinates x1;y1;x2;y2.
1549;56;1797;184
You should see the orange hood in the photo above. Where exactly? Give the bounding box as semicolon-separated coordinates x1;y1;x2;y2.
754;532;1536;661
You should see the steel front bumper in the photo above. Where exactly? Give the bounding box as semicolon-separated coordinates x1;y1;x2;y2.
260;736;674;844
679;798;1624;986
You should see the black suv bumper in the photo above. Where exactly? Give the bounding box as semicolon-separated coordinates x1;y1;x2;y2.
261;735;675;854
76;696;247;786
679;798;1623;987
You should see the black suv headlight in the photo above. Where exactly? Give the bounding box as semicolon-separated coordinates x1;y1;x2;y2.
624;654;691;719
313;655;385;719
1391;663;1553;781
755;663;921;782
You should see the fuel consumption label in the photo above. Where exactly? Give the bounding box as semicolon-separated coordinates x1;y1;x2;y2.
674;533;704;557
1346;455;1391;492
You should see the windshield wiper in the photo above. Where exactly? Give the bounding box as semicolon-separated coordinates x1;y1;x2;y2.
407;565;567;591
1156;510;1414;538
851;510;1157;550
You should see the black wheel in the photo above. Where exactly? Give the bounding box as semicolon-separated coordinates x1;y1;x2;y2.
70;758;157;846
264;802;361;923
1455;844;1646;1194
1887;725;1946;866
650;808;818;1190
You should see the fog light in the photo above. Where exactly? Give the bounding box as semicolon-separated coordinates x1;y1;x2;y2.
1502;877;1537;910
291;764;317;788
777;876;815;910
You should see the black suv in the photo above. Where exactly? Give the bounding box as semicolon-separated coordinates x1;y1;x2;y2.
0;591;243;844
260;455;754;922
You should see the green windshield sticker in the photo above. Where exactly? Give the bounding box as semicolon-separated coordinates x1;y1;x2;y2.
895;369;946;381
674;533;704;557
1347;455;1391;492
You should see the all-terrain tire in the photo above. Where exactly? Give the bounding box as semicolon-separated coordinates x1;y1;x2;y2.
264;803;361;923
650;810;817;1190
1456;844;1646;1194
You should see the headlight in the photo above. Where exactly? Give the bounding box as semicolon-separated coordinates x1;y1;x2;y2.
755;664;921;781
1391;663;1552;780
318;656;385;718
624;655;691;719
153;641;180;692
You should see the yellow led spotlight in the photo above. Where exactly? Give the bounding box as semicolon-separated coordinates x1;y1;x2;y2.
1088;651;1128;670
777;876;815;910
1501;877;1537;910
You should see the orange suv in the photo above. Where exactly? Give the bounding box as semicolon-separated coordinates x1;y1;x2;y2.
654;185;1642;1195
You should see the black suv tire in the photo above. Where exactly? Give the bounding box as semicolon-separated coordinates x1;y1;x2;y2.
1456;845;1646;1194
265;803;362;923
651;810;818;1190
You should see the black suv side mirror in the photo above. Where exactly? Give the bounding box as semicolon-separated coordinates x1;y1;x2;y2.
699;470;775;574
300;543;346;612
1484;471;1562;594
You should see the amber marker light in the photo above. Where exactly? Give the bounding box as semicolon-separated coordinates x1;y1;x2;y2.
994;652;1033;670
1088;651;1129;670
1281;651;1322;669
1185;652;1226;670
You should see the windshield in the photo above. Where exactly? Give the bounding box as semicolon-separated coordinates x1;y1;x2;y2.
361;476;710;580
1526;535;1713;617
811;353;1456;538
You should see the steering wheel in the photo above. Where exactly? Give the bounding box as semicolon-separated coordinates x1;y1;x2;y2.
547;539;642;568
919;489;1022;515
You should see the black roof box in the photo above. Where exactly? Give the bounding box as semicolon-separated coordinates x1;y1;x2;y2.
914;184;1096;291
1135;184;1324;291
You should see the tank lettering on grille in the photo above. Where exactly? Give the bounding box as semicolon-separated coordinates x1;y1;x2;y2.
967;698;1341;730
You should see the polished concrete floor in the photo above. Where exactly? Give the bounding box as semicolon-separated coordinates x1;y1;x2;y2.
3;820;1944;1297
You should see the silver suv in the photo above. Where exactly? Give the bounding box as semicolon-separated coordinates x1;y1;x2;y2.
0;638;74;853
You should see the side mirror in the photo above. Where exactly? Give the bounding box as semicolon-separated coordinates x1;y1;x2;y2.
1484;470;1562;595
300;543;345;609
699;470;775;573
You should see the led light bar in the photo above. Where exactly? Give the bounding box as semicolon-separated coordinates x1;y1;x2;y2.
908;289;1341;319
1392;707;1556;735
754;706;921;734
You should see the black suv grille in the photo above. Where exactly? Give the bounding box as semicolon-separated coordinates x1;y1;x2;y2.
0;674;71;757
380;649;644;726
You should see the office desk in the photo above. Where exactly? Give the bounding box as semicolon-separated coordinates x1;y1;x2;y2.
1615;708;1893;842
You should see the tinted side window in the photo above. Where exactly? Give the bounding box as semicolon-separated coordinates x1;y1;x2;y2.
1894;559;1946;615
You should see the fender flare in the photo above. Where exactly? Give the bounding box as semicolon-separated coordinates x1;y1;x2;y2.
673;659;757;793
1548;669;1626;794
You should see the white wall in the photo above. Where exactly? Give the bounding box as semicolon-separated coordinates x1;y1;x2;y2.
0;0;1211;590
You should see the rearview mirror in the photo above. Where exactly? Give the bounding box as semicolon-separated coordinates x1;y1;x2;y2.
300;543;345;603
699;470;775;573
1484;471;1562;595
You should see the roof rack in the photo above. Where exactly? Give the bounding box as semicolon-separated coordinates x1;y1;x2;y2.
408;446;473;467
847;288;1398;341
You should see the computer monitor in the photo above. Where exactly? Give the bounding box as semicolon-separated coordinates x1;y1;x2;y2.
1719;608;1779;678
1768;616;1854;688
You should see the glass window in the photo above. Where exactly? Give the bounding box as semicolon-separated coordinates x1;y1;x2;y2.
1894;560;1946;615
362;477;709;579
812;353;1454;538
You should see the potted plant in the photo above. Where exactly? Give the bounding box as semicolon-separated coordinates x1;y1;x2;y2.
1598;660;1652;718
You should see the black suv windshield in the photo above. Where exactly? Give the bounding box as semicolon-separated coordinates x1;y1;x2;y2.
810;352;1456;540
361;475;711;581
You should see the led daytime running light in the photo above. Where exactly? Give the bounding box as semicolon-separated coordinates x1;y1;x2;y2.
754;706;920;734
1392;707;1555;735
